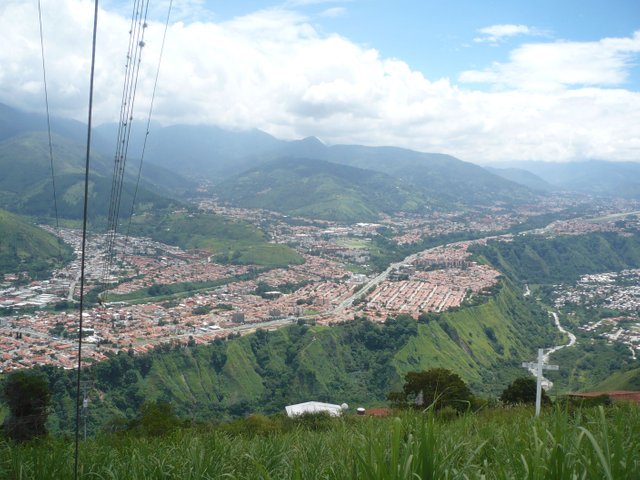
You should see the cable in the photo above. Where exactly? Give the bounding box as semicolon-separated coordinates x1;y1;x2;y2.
123;0;174;254
37;0;60;233
75;0;99;478
101;0;151;292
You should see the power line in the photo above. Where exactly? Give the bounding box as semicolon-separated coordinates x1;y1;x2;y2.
74;0;99;479
101;0;151;292
123;0;174;254
37;0;60;232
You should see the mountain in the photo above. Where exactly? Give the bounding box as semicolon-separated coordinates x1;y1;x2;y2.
0;131;185;221
94;122;285;180
216;157;435;222
484;166;554;192
97;122;537;207
499;160;640;198
0;208;73;275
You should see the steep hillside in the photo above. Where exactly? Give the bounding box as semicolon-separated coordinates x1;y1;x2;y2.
42;281;558;433
217;157;434;221
593;367;640;392
0;209;72;275
469;232;640;285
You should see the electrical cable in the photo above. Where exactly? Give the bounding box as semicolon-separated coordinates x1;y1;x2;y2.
122;0;174;254
74;0;99;478
37;0;61;238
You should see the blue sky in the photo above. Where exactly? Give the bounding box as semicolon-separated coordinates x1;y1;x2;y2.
199;0;640;88
1;0;639;162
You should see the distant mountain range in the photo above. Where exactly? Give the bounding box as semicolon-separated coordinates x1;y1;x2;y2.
3;102;640;225
494;160;640;198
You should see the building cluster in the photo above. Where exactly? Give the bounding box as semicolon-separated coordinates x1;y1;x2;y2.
554;269;640;359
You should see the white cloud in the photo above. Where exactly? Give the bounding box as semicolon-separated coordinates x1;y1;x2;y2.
461;31;640;90
473;24;544;44
320;7;347;18
0;0;639;163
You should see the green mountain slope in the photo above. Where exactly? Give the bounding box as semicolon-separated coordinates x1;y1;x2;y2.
593;368;640;391
0;208;73;274
470;232;640;284
0;132;184;220
41;281;557;433
217;157;434;222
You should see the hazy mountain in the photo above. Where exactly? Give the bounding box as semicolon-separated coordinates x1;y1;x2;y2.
484;166;554;193
94;121;537;207
94;122;285;180
217;157;436;222
500;160;640;198
0;131;182;220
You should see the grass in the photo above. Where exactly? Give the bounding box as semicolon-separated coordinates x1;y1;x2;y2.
1;405;639;479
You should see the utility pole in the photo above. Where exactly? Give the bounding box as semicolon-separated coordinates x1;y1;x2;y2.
80;380;92;440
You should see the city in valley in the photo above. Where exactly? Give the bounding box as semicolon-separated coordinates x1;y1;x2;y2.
2;196;640;373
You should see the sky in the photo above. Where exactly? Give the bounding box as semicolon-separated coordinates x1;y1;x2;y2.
0;0;639;163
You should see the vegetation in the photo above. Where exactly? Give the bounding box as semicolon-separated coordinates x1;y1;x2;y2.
500;377;550;405
0;208;72;275
217;157;433;222
129;212;303;267
470;232;640;285
1;405;638;479
390;368;472;412
1;370;51;442
21;281;557;435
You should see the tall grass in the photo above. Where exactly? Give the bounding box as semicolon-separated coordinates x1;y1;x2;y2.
1;404;638;479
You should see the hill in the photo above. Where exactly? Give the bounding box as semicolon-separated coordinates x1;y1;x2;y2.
0;132;186;221
129;211;304;267
469;231;640;285
216;157;435;222
593;367;640;392
40;280;558;432
0;208;73;275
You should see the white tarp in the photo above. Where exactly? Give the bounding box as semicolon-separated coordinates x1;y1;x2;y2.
285;401;343;417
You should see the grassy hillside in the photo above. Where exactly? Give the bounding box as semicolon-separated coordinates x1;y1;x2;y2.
470;232;640;285
39;280;558;434
0;209;72;275
217;157;433;222
129;211;303;267
593;367;640;392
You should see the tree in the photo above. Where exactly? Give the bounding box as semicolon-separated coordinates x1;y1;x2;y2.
500;377;550;405
1;370;51;442
392;368;472;412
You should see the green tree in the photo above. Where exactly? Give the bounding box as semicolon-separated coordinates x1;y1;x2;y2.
500;377;550;405
393;368;472;412
1;370;51;442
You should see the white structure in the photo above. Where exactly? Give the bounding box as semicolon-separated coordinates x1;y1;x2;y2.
522;348;559;417
285;401;346;417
